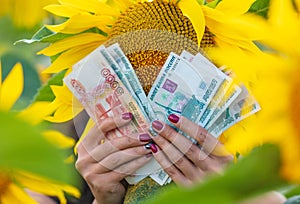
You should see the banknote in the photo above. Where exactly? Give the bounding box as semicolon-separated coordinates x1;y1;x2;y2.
150;169;170;186
179;52;225;120
180;51;230;127
97;46;153;124
105;44;169;185
106;43;156;121
148;52;222;124
63;47;162;184
205;84;242;129
207;85;261;137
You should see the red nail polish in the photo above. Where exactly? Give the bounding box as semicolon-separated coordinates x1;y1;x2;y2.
168;114;180;123
150;143;158;153
139;134;151;142
122;112;132;120
152;120;163;131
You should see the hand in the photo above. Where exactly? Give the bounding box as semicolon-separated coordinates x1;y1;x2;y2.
75;112;152;204
149;114;233;186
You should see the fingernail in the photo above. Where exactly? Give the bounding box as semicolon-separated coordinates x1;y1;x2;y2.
152;120;164;131
150;143;158;153
122;112;133;120
144;143;152;150
168;114;180;123
139;134;151;142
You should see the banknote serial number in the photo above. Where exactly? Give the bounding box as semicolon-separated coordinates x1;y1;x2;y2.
101;68;124;96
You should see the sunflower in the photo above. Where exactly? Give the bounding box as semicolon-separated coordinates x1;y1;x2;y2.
37;0;264;123
0;62;80;203
0;0;57;28
0;171;80;204
209;0;300;183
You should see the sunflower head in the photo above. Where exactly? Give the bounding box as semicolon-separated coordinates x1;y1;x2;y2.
106;0;214;93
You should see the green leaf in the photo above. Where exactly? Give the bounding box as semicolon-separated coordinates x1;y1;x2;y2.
1;53;41;110
284;185;300;198
248;0;270;18
15;26;73;44
34;70;66;102
205;0;222;8
0;111;77;183
147;144;286;204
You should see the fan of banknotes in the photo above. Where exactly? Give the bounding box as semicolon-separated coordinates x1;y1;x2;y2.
64;43;260;186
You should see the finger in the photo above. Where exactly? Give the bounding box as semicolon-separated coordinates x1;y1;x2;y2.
151;133;203;181
150;120;216;170
167;114;230;156
151;120;201;160
97;112;133;134
150;144;192;186
80;112;133;152
105;155;152;182
99;146;151;171
88;134;151;162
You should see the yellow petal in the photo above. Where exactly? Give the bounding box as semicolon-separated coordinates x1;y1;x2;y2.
216;0;256;16
46;14;114;34
203;6;266;41
0;61;2;90
1;183;37;204
42;130;75;148
107;0;132;12
45;99;83;122
50;85;74;106
17;101;54;125
15;172;80;204
44;85;83;122
74;118;94;154
59;0;120;16
42;42;102;73
38;33;107;56
44;4;85;17
46;104;75;122
214;34;261;53
0;63;23;111
177;0;205;47
268;0;298;28
296;0;300;12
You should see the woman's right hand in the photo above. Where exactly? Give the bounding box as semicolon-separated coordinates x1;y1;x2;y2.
75;112;152;204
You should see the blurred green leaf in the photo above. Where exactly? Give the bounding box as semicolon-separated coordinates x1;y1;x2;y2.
0;111;76;183
16;26;73;44
34;70;66;102
1;53;41;110
248;0;270;18
148;144;286;204
205;0;221;8
284;185;300;198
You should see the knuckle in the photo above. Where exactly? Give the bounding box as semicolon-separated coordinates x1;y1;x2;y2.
165;166;178;177
186;144;199;159
110;155;121;166
83;172;95;183
174;156;185;166
196;127;207;142
124;136;135;147
97;118;113;133
75;157;86;172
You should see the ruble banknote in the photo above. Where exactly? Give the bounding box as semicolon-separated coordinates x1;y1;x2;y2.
64;47;162;184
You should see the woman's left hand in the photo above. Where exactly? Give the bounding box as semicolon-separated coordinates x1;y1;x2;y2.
149;114;233;186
